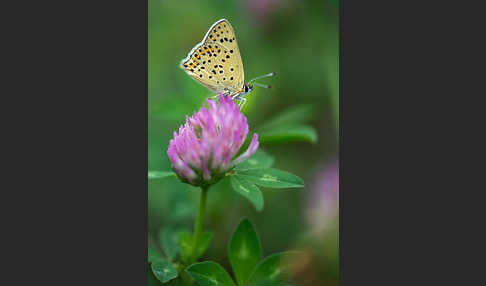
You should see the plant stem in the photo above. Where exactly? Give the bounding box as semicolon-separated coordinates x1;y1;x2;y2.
190;185;209;264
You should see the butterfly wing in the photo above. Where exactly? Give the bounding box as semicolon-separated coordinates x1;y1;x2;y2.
180;19;245;96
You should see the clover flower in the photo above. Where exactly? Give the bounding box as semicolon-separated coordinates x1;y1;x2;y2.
167;94;259;187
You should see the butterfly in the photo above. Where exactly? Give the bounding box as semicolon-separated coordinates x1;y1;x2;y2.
180;18;274;109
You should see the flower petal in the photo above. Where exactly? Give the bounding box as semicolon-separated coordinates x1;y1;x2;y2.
230;133;259;167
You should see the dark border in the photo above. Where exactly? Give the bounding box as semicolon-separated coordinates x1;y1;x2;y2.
4;0;149;284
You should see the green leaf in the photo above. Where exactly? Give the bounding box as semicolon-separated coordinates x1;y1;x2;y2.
179;231;193;264
151;256;178;283
230;175;264;211
235;150;274;171
186;261;236;286
159;227;180;261
196;231;213;259
149;170;176;180
258;125;317;144
235;168;304;189
258;105;316;132
148;266;163;286
229;219;262;286
248;252;299;286
179;231;213;264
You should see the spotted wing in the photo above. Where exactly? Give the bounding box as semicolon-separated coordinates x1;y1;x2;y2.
180;19;245;95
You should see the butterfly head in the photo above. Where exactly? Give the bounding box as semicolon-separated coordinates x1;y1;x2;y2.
243;83;254;95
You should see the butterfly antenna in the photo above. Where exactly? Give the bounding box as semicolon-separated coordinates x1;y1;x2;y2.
248;72;276;84
252;82;271;89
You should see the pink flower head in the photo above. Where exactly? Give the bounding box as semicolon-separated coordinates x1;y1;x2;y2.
167;94;259;186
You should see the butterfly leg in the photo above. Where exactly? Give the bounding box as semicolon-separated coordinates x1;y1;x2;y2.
238;97;247;110
223;89;233;98
231;94;244;109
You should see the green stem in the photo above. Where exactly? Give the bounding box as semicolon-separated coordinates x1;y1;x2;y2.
190;185;209;264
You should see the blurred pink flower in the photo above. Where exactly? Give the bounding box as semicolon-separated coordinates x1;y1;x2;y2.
245;0;281;22
307;158;339;235
167;94;259;187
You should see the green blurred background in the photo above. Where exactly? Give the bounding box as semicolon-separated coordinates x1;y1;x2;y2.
149;0;339;285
